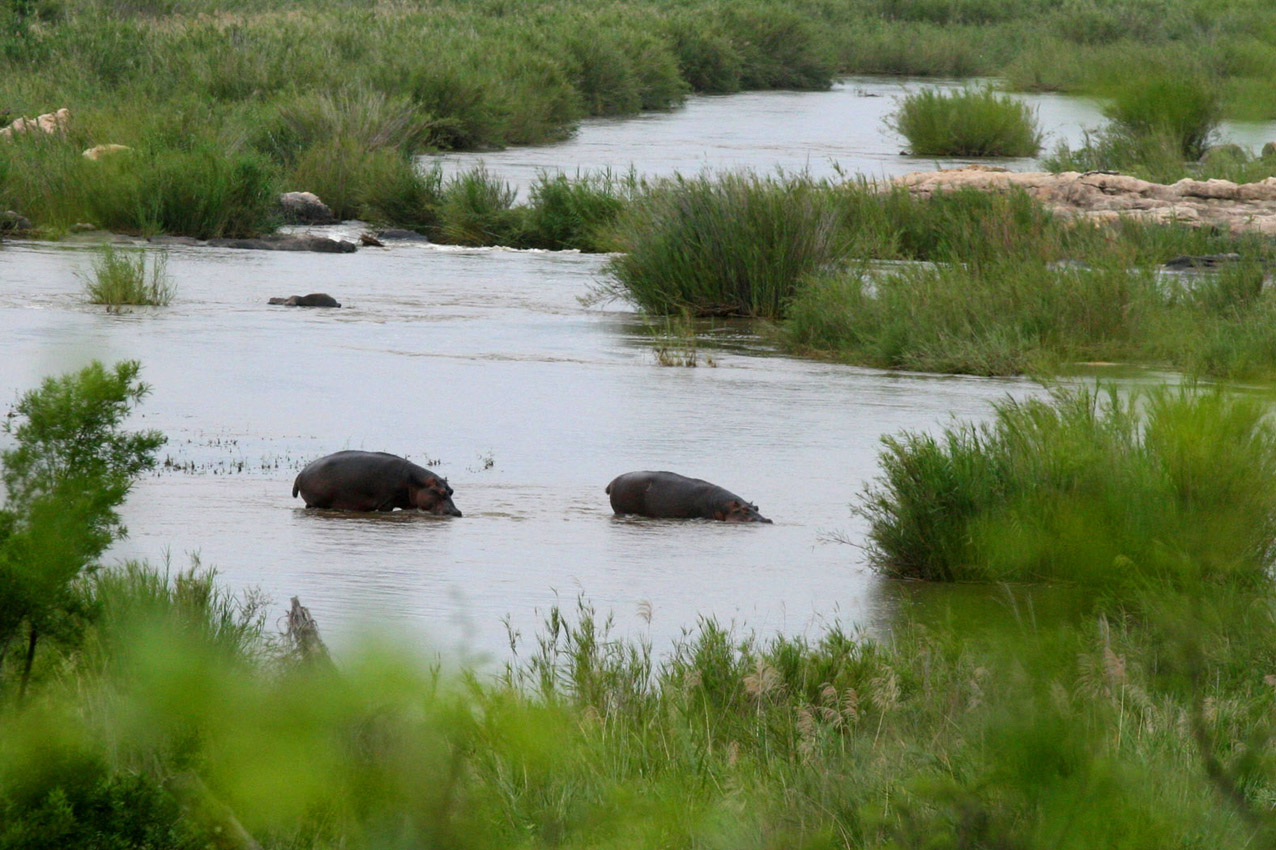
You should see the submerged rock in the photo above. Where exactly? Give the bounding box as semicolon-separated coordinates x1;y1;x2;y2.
268;293;341;308
376;228;431;243
278;191;337;225
1163;253;1244;270
206;235;357;253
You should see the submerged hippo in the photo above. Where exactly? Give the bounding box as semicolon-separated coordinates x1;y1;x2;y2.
605;471;772;523
293;451;461;516
268;293;341;307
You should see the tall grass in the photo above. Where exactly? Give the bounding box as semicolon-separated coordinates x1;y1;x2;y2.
81;243;174;307
889;86;1042;157
604;173;845;317
860;385;1276;594
4;558;1274;848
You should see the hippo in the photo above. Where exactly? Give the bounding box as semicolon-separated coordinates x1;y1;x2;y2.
268;293;341;307
605;471;771;523
293;451;461;516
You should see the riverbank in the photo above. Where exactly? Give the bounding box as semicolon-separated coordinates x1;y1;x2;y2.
4;0;1276;237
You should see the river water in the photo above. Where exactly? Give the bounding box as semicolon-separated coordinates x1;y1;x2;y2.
8;77;1266;664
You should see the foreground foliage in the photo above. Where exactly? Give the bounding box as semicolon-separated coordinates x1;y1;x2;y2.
5;364;1276;847
0;360;164;697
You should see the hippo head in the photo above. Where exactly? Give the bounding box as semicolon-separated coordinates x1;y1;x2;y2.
716;500;772;524
410;475;463;517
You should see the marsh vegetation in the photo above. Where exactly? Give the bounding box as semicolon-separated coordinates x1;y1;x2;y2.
81;243;174;307
6;364;1276;848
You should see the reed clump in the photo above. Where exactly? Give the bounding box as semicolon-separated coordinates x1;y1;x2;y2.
889;86;1042;157
604;172;845;317
860;384;1276;594
81;244;174;307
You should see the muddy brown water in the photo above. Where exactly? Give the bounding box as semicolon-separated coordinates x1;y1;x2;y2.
16;77;1267;663
2;238;1039;662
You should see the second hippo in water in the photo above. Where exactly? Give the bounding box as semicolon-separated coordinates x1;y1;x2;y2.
268;293;341;307
293;450;461;516
606;471;772;523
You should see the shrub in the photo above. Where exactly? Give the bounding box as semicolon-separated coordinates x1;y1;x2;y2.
860;385;1276;596
1104;74;1221;160
81;245;174;308
889;86;1042;157
439;166;525;247
785;258;1157;375
604;173;845;317
522;172;629;251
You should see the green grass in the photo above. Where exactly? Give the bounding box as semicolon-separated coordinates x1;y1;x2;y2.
859;384;1276;593
889;86;1042;157
4;554;1275;849
81;243;174;307
603;173;846;317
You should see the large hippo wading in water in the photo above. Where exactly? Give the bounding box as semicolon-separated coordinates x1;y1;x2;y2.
606;471;771;523
293;451;461;516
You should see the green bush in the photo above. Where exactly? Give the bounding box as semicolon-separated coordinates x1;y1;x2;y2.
521;172;628;251
604;173;845;317
860;386;1276;596
1105;74;1221;160
81;244;173;308
889;86;1043;157
786;257;1156;375
439;166;525;247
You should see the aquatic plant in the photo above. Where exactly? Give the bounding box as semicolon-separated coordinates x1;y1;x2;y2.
521;171;630;252
888;86;1042;157
860;384;1276;593
605;172;845;317
81;244;175;308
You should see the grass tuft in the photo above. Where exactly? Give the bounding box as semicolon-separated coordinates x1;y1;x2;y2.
889;86;1043;157
604;173;844;317
81;244;174;308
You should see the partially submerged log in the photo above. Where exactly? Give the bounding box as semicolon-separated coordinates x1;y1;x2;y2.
286;595;335;669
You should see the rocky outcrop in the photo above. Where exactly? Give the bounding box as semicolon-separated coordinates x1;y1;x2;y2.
0;107;69;139
0;210;33;233
278;191;337;225
882;166;1276;235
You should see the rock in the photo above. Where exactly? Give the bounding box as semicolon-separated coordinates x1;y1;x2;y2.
268;293;341;308
148;235;201;246
1197;143;1248;167
877;167;1276;237
359;232;385;247
205;235;357;253
0;210;33;232
1163;253;1243;270
83;143;132;160
278;191;336;225
69;222;97;233
0;107;69;140
376;228;430;243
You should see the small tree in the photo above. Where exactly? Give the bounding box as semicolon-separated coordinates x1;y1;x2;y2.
0;361;165;697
